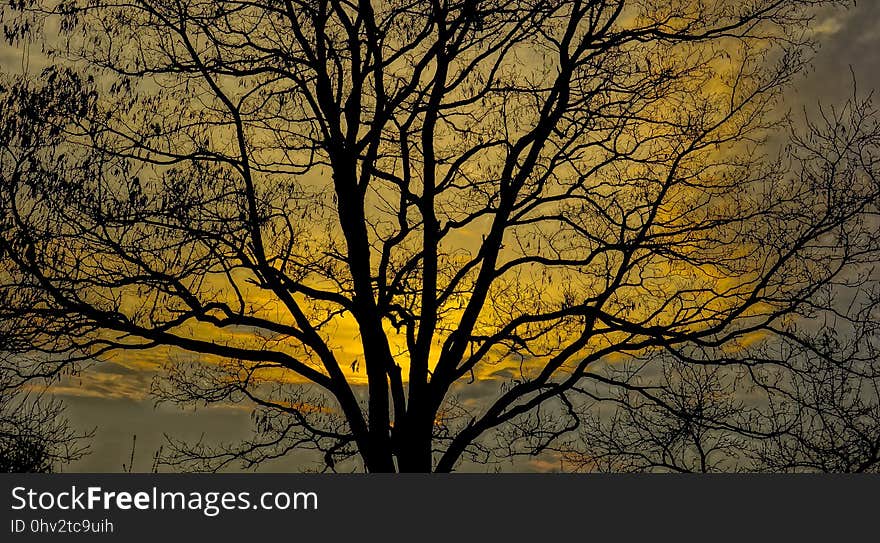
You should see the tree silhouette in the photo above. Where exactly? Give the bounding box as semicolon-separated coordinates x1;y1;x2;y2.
1;0;878;472
563;311;880;473
0;267;92;473
0;384;92;472
561;95;880;473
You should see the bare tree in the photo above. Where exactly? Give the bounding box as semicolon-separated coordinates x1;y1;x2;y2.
562;94;880;473
0;255;92;472
1;0;877;472
564;314;880;473
0;383;92;472
558;357;751;473
750;316;880;472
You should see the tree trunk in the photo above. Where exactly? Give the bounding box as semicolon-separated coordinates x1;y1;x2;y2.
396;433;433;473
394;407;435;473
362;437;397;473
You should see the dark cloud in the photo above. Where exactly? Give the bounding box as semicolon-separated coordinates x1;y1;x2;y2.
61;396;315;472
794;2;880;105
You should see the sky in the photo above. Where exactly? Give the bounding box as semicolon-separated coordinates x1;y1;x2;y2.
3;1;880;473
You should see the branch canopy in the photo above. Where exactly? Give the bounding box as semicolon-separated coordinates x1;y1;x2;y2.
1;0;877;472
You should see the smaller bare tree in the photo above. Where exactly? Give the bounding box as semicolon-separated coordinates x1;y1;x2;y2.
563;94;880;473
0;372;92;472
0;271;92;472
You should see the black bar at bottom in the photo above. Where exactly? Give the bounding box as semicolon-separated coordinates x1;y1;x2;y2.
1;474;876;541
